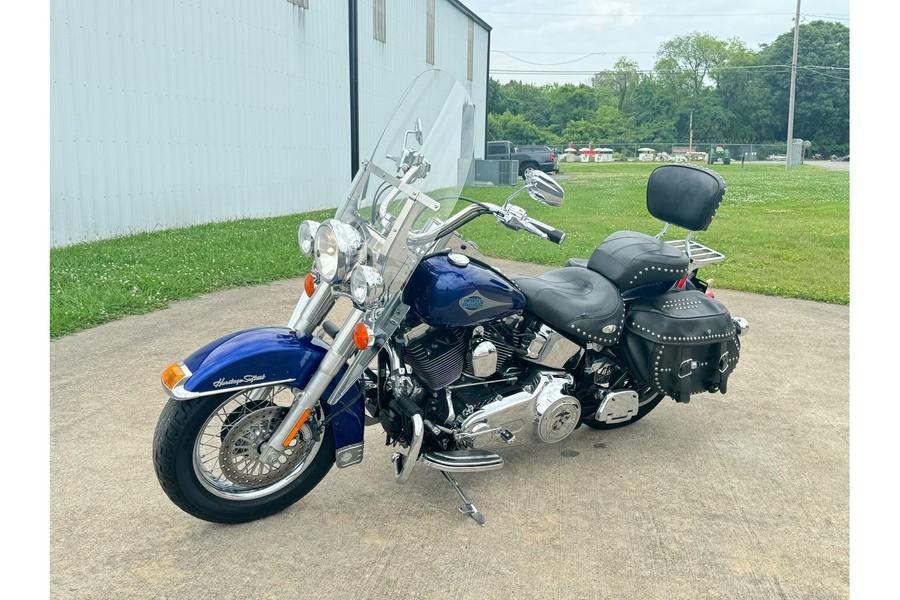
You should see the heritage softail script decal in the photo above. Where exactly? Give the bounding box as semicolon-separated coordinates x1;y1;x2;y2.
213;374;267;388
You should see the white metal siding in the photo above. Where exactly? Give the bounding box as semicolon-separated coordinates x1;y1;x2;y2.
50;0;488;247
356;0;487;165
50;0;351;247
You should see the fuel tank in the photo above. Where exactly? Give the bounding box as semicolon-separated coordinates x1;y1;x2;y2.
404;253;526;327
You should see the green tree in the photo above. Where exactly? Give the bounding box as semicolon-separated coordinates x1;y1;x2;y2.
758;20;849;155
656;33;729;98
544;83;602;133
487;111;558;144
627;77;677;141
592;57;641;111
499;80;551;128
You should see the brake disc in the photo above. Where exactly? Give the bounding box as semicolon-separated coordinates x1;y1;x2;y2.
219;406;310;488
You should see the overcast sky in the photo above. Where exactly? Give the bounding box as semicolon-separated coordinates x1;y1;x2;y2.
463;0;850;85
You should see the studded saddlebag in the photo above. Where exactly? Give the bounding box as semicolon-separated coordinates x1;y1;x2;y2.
621;290;740;403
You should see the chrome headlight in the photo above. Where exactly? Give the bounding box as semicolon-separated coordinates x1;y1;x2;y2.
298;220;320;257
350;265;385;307
313;219;365;284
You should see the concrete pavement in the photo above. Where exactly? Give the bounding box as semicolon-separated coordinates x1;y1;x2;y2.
50;259;849;599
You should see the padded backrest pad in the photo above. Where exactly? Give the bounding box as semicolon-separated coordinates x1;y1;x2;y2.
646;164;725;232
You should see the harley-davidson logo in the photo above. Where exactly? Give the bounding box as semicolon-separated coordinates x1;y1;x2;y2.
459;292;506;315
213;374;267;388
461;296;484;310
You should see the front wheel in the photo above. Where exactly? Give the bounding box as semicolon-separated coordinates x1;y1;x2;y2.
152;385;334;523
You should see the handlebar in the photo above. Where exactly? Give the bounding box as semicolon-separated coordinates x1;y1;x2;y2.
527;217;566;245
405;200;566;247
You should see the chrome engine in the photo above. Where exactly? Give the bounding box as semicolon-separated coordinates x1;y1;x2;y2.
457;372;580;448
399;318;585;447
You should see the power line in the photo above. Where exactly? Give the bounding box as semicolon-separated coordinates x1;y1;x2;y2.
496;51;602;67
492;50;657;55
805;13;850;21
798;67;850;81
491;64;847;76
479;10;814;18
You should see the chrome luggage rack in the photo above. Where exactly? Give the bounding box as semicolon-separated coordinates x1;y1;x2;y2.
665;237;725;268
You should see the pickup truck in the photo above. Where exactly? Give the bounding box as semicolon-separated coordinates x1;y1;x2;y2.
486;141;557;180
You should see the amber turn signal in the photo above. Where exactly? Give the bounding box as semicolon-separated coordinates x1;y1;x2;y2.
161;363;186;390
353;323;373;350
304;273;316;297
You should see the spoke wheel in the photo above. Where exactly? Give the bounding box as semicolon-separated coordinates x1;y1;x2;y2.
192;386;323;500
153;385;335;523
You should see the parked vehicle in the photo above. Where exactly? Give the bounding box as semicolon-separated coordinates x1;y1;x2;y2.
708;146;731;165
153;70;749;526
486;141;557;180
638;147;656;162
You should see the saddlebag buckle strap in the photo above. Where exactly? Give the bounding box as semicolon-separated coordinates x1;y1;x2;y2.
718;351;730;374
717;341;731;394
677;350;693;403
678;358;697;379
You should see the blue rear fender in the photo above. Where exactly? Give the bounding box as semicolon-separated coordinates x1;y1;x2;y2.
166;327;365;460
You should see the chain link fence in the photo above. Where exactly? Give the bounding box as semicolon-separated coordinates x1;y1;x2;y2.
537;142;796;164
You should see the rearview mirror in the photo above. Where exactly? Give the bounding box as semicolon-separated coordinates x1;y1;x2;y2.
526;171;564;207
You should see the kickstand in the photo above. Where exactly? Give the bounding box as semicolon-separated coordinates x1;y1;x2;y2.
441;471;485;527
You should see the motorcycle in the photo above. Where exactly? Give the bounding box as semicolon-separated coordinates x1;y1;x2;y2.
153;70;748;526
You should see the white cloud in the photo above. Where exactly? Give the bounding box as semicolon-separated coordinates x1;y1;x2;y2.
464;0;850;84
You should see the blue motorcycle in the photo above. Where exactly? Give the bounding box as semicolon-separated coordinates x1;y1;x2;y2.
153;71;748;525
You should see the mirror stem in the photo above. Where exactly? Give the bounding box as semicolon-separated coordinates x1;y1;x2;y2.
501;185;529;211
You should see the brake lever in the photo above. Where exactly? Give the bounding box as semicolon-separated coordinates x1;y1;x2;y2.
495;205;547;239
520;219;548;239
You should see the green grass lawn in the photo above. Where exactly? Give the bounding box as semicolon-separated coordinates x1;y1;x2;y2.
50;161;848;338
461;161;849;304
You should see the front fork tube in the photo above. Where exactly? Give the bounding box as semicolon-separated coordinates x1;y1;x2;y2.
289;282;335;335
260;305;366;464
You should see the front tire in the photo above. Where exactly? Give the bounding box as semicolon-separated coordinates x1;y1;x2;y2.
153;385;334;524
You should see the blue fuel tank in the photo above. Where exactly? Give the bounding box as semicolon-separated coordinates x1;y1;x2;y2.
403;253;526;328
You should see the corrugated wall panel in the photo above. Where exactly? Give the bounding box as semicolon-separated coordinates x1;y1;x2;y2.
356;0;488;164
50;0;352;247
50;0;488;247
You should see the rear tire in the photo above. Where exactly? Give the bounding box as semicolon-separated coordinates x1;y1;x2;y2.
153;385;334;523
521;163;537;180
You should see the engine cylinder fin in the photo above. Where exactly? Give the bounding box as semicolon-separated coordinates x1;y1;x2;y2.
404;327;467;390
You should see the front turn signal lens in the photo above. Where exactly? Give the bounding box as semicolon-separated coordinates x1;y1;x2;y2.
162;363;186;390
304;273;316;297
354;323;373;350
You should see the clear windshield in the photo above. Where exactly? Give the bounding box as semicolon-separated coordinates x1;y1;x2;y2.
336;70;475;241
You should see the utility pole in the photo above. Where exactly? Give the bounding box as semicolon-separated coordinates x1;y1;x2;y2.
786;0;801;171
689;111;693;158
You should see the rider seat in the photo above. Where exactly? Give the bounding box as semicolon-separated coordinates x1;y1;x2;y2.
513;267;625;345
571;165;726;294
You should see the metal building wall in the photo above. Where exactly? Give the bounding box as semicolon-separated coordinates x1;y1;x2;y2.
355;0;489;164
50;0;489;247
50;0;351;247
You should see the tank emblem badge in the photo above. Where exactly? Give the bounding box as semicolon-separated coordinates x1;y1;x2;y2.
461;296;484;311
459;292;505;315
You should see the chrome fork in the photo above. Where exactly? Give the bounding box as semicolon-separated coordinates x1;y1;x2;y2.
258;284;359;465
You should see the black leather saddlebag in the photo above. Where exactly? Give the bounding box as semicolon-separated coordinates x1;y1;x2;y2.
621;290;740;403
